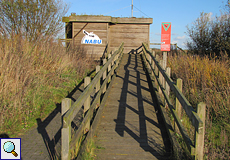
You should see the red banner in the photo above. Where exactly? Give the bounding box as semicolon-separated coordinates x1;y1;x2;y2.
161;22;171;51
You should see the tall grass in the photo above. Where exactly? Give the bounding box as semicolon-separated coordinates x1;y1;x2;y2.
168;53;230;159
0;35;95;137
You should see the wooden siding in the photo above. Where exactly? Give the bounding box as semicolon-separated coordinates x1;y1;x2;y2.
72;22;108;58
64;16;152;59
109;24;149;53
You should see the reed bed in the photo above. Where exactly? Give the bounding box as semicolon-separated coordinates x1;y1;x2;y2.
168;53;230;159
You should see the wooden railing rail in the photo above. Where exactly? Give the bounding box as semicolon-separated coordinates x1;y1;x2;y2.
142;43;206;160
61;42;124;160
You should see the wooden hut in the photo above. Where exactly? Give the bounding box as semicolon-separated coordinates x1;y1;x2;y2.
62;14;152;59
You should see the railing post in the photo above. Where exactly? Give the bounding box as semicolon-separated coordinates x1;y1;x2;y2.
84;76;91;134
195;102;206;160
165;67;171;109
96;66;101;109
61;98;72;160
165;67;171;97
155;55;160;87
148;53;152;69
108;54;111;82
151;51;156;77
159;60;163;96
175;78;182;133
111;51;114;76
162;52;167;90
103;58;107;93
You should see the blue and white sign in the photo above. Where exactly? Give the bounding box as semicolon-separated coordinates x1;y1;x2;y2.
81;30;102;44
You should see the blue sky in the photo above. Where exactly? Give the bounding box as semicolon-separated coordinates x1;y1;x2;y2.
64;0;227;49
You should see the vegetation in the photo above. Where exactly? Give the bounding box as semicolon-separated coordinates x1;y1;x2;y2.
0;35;96;137
168;52;230;159
163;2;230;159
0;0;97;138
0;0;68;42
186;1;230;56
166;2;230;159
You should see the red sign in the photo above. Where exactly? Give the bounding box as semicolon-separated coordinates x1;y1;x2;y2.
161;22;171;51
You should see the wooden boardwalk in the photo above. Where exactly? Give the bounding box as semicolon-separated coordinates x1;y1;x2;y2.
93;53;171;160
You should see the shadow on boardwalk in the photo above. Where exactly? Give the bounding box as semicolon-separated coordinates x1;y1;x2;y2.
94;52;172;159
19;70;95;160
116;53;171;157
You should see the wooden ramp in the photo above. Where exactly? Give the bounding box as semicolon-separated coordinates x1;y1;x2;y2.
93;54;171;160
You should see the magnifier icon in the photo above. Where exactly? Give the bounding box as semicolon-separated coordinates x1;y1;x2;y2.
3;141;18;157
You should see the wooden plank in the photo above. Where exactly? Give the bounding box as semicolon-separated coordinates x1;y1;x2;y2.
195;102;206;159
142;43;203;133
61;98;72;160
142;51;195;155
175;78;182;133
76;67;122;160
109;23;148;29
110;28;148;33
69;15;111;22
141;53;181;158
71;58;120;152
93;54;168;160
73;22;107;30
111;17;153;24
110;33;148;40
63;43;124;127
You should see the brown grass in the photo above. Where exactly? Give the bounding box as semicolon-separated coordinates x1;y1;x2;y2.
0;35;96;137
167;52;230;159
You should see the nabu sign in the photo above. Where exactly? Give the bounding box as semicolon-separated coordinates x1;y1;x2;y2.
81;30;102;44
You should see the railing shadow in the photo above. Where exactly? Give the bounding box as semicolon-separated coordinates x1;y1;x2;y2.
35;69;97;159
36;106;61;160
114;51;171;158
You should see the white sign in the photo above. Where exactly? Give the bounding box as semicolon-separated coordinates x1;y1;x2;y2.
81;30;102;44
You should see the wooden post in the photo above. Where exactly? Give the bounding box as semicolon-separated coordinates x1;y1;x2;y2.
103;59;107;93
162;52;167;90
111;51;114;65
175;78;182;133
84;76;91;134
159;60;163;96
165;67;171;108
84;76;91;114
151;51;156;76
115;54;119;68
96;66;100;109
61;98;72;160
108;54;111;82
111;51;114;76
165;67;171;97
155;55;160;87
148;53;152;69
195;102;206;160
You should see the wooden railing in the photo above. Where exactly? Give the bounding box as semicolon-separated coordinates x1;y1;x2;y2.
61;42;124;160
141;43;206;160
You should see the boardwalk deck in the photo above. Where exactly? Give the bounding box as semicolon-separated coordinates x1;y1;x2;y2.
92;54;171;160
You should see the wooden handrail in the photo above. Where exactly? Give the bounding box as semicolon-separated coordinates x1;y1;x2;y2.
61;42;124;160
63;43;124;127
142;43;203;133
141;43;206;159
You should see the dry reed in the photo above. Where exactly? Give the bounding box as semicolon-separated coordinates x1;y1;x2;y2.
168;53;230;159
0;35;95;137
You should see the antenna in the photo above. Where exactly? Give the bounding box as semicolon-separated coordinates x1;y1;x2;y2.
131;0;133;17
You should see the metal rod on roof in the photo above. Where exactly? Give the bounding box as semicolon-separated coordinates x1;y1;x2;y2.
131;0;133;17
